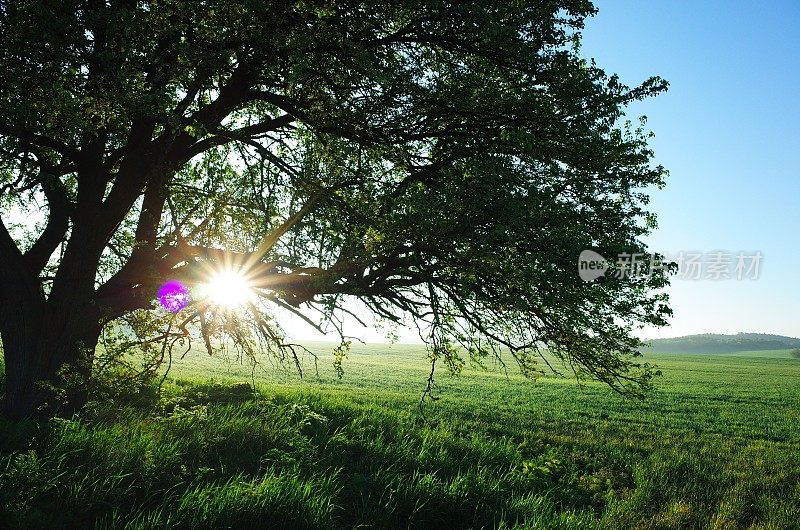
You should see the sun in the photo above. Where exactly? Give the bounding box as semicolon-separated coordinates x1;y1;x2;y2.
200;269;255;310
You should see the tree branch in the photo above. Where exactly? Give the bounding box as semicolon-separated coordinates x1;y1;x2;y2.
0;126;82;163
24;174;72;274
184;114;295;160
0;215;40;311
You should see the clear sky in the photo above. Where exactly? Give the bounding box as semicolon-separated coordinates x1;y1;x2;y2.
283;1;800;343
580;0;800;339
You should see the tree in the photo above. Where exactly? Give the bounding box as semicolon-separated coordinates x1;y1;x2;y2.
0;0;671;420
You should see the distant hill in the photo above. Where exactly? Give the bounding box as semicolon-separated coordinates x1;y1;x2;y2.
642;333;800;354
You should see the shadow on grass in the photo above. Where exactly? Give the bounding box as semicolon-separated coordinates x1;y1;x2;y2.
0;378;637;529
1;376;798;529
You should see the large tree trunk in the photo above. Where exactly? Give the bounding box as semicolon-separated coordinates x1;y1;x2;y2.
1;217;111;420
1;301;101;420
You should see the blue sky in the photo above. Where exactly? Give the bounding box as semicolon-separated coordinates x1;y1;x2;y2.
581;0;800;338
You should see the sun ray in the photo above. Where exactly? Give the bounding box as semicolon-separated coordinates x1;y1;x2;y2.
199;268;256;310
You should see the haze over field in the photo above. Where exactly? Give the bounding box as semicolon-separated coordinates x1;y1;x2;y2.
642;332;800;354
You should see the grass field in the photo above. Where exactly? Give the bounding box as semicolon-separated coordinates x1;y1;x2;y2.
1;344;799;529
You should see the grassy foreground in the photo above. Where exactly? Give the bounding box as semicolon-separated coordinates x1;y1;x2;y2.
1;344;799;529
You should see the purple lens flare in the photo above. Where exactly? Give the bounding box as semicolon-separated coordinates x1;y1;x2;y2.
158;281;190;313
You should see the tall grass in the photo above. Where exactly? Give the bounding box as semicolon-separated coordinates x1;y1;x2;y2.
1;347;799;528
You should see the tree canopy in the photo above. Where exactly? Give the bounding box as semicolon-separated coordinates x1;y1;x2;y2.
0;0;671;418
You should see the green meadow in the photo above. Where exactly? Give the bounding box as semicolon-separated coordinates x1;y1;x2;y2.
1;344;799;529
